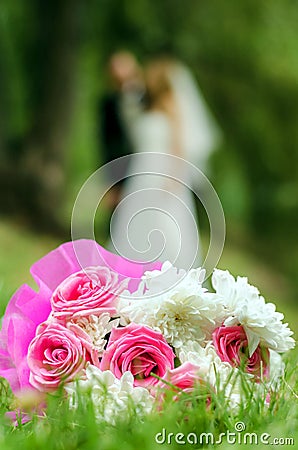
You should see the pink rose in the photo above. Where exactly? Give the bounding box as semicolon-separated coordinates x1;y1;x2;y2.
212;325;270;378
161;362;203;393
155;362;211;409
27;321;99;391
0;239;161;394
5;410;33;427
51;266;125;320
100;323;175;387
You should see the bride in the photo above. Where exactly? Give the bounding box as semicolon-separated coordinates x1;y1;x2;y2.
109;58;219;269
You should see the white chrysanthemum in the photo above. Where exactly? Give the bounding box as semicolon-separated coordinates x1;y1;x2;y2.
178;340;249;411
119;263;224;348
140;261;189;294
178;340;232;387
65;365;154;425
72;313;119;354
268;349;285;387
253;351;285;406
212;269;295;355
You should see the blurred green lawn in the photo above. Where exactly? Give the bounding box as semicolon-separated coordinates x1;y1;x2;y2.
0;219;60;316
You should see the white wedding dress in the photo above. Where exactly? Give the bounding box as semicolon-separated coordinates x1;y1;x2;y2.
109;62;220;269
109;111;200;269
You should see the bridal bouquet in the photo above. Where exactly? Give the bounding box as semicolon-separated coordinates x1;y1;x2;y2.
0;240;295;424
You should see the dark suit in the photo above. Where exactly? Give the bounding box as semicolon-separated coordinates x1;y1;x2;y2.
99;92;132;183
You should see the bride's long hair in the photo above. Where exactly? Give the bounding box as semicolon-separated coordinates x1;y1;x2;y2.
144;56;221;171
144;58;176;112
144;58;183;157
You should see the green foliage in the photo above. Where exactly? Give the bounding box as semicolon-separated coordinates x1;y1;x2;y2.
0;1;298;289
0;350;297;450
0;220;60;301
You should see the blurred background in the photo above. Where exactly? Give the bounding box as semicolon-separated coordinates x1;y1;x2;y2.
0;0;297;333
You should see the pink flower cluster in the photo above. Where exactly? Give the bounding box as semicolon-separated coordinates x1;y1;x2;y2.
0;240;162;393
0;240;294;420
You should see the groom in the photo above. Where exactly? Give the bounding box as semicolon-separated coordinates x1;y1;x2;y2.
99;51;144;209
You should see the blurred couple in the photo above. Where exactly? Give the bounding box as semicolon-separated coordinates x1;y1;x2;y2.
99;51;220;266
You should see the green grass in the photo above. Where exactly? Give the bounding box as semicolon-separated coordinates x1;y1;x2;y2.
0;350;297;450
0;219;60;298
